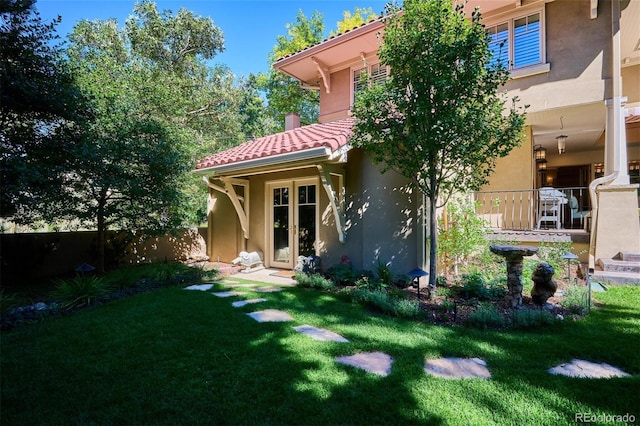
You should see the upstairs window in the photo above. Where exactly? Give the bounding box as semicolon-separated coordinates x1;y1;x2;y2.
352;62;388;104
487;11;543;70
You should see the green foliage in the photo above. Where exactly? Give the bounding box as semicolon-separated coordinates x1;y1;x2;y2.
561;285;590;314
464;303;506;329
331;7;378;36
438;197;487;275
458;271;506;301
256;9;323;129
326;263;360;286
50;275;111;310
351;0;527;292
511;309;556;329
294;273;336;290
349;287;420;319
374;259;393;285
0;289;23;316
1;0;86;218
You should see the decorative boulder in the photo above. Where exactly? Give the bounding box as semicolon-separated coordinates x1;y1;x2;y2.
531;262;557;306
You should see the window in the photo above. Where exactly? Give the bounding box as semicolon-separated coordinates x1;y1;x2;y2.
352;62;388;103
487;11;543;70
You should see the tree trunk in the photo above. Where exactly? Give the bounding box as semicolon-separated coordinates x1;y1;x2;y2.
428;191;438;298
96;191;106;274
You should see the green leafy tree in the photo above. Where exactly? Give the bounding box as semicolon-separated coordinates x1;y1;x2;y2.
351;0;526;296
331;7;378;36
256;9;324;129
0;0;84;218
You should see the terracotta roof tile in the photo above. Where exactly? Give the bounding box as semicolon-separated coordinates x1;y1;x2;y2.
274;16;383;63
195;118;354;171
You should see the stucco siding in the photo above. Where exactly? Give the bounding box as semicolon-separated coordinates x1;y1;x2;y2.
319;68;352;123
341;149;420;275
501;0;611;112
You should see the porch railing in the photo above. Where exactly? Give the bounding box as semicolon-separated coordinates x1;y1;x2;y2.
472;187;589;231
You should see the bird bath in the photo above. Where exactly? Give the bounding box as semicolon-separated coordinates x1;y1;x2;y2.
489;244;538;308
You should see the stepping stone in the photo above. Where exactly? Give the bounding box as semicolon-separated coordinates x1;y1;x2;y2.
424;357;491;379
232;298;267;308
254;286;283;293
336;352;393;376
184;284;215;291
293;325;349;342
247;309;293;322
211;291;247;298
548;359;630;378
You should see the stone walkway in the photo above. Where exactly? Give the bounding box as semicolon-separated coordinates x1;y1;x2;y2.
184;279;631;379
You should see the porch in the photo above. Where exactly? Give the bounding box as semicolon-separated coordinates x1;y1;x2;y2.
472;187;591;232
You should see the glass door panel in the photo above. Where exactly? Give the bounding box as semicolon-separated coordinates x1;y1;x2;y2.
272;186;290;265
296;184;316;257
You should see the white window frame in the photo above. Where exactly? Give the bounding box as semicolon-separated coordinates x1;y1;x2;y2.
485;7;549;78
350;61;389;106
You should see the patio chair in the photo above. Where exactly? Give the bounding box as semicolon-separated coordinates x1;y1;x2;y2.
536;187;566;229
570;195;589;229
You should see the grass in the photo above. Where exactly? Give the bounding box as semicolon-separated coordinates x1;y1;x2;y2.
1;275;639;425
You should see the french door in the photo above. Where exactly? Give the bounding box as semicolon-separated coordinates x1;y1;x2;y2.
268;178;318;269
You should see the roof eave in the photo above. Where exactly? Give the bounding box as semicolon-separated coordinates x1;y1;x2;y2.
194;146;332;177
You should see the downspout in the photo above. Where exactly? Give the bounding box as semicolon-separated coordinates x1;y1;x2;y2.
587;171;618;271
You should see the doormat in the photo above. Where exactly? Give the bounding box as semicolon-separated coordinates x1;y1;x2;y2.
270;270;296;278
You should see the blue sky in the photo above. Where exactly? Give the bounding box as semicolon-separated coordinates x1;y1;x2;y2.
36;0;390;78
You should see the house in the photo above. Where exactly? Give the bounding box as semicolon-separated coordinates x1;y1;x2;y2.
195;0;639;278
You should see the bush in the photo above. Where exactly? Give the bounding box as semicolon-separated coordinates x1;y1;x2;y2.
349;288;420;319
458;271;506;301
464;303;506;329
393;298;421;318
294;273;336;290
374;259;392;285
561;285;589;314
511;309;556;329
326;263;359;286
50;275;112;310
0;289;23;316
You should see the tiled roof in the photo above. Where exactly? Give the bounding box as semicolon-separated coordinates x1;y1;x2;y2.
274;16;383;64
195;117;354;171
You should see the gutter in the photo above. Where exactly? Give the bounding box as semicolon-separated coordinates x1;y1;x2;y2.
193;146;332;177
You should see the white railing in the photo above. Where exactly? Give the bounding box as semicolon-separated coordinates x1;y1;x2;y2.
472;187;589;231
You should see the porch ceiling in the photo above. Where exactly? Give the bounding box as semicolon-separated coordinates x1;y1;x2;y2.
527;102;607;153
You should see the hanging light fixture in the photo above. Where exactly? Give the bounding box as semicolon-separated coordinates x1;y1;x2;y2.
556;116;567;154
533;144;547;162
537;160;547;171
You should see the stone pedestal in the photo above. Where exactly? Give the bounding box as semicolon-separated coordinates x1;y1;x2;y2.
490;245;538;308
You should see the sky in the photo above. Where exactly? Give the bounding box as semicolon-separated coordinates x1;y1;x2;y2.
36;0;391;78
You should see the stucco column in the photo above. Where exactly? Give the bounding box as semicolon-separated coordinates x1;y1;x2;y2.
604;0;629;185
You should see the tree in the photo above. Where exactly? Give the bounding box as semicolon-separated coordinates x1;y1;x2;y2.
256;9;324;129
331;7;378;36
351;0;526;296
0;0;84;219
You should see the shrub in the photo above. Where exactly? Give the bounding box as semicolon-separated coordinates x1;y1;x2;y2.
0;289;23;316
393;298;421;318
438;196;487;275
294;273;336;290
374;259;392;285
511;309;556;329
464;303;506;329
50;275;112;310
561;285;589;314
326;263;359;286
458;271;506;301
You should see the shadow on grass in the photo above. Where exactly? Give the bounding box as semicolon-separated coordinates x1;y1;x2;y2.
1;283;638;425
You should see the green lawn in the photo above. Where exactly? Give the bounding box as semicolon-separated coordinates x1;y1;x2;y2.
1;279;638;425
